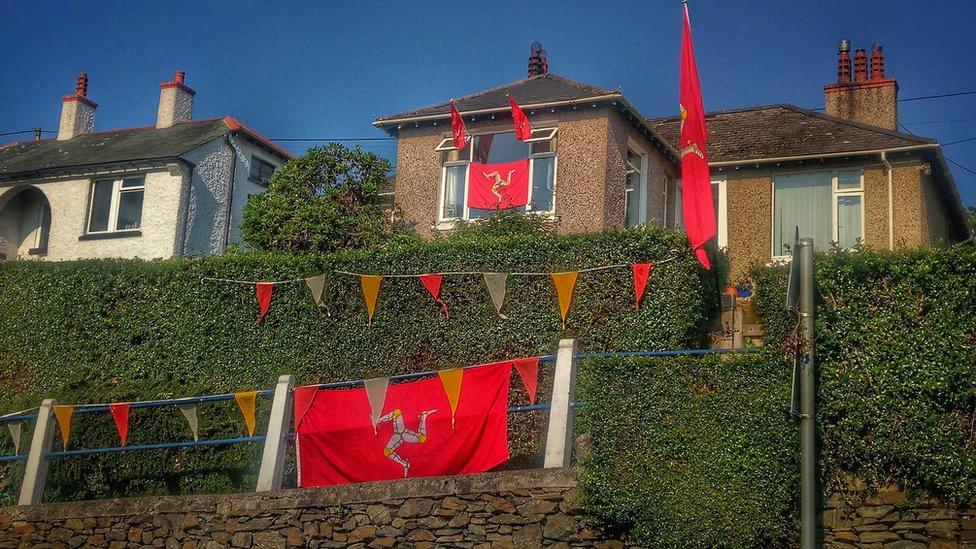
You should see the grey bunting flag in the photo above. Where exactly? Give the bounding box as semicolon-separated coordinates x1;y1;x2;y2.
178;403;199;441
483;273;509;319
363;377;389;434
6;421;22;454
306;274;331;316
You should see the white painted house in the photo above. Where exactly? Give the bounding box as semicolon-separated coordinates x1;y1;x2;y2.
0;72;294;260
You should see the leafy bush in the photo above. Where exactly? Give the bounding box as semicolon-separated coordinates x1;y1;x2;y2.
0;226;712;503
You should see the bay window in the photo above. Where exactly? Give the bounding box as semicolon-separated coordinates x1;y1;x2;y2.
436;128;557;223
772;170;863;258
87;176;145;233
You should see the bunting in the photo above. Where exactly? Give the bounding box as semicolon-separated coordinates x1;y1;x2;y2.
235;391;258;437
550;271;579;328
6;422;22;454
513;357;541;404
305;274;331;316
438;368;463;428
419;274;449;318
108;402;131;446
255;283;274;324
178;403;199;441
53;405;74;450
363;377;389;434
482;272;509;319
632;262;655;308
360;275;383;326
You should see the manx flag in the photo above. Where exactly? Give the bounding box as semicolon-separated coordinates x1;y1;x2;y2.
295;362;512;487
679;4;716;269
467;160;529;210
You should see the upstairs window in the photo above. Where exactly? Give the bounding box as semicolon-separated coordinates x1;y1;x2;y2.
625;145;648;227
249;156;276;185
772;170;863;258
436;128;557;223
87;176;145;233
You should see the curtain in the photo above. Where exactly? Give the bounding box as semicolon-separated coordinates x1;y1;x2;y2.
442;165;466;219
774;172;832;255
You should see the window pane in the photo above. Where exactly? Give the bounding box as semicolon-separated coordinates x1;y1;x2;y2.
530;140;551;155
121;177;144;188
441;165;466;219
117;190;144;230
837;170;861;190
625;171;642;227
773;172;832;256
627;149;641;171
836;195;862;249
531;156;555;212
88;180;113;232
474;132;528;163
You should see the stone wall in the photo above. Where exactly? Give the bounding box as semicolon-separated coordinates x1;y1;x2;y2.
0;468;625;548
824;484;976;548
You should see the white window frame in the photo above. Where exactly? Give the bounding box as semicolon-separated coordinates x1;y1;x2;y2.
673;177;727;248
624;139;649;227
436;128;558;226
770;169;864;260
87;176;146;234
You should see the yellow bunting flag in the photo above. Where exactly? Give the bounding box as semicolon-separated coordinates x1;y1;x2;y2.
235;391;258;437
437;368;463;428
360;275;383;326
550;271;580;329
53;405;74;450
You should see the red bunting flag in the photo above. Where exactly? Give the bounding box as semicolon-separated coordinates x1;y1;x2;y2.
508;95;532;141
255;283;274;324
679;4;716;269
419;274;449;318
295;362;512;486
450;101;467;150
632;262;655;308
108;403;131;446
513;357;540;404
467;160;530;210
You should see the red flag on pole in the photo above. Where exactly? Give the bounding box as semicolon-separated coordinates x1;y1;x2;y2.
467;160;530;210
450;101;467;150
508;95;532;141
632;262;655;308
295;362;512;486
255;283;274;324
108;403;131;447
679;4;716;269
419;274;450;318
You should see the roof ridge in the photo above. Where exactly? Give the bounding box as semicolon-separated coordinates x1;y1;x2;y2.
538;73;617;95
647;103;791;124
777;104;936;144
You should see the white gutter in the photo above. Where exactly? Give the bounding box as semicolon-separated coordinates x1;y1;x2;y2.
708;143;938;167
373;94;624;126
880;152;894;250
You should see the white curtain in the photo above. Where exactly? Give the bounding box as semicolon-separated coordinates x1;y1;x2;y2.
774;172;832;255
442;165;466;219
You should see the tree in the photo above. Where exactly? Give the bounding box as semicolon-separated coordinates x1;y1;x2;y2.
241;143;394;253
968;206;976;237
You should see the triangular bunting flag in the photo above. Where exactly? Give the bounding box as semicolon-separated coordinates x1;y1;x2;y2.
513;357;541;405
255;283;274;324
108;402;132;446
235;391;258;437
305;274;331;316
7;422;22;455
53;405;74;451
438;368;463;428
632;262;655;309
293;386;320;431
178;403;199;441
363;377;389;434
550;271;580;329
483;273;509;319
360;275;383;326
419;274;449;318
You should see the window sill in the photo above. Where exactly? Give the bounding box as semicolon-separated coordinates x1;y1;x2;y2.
248;176;270;187
79;230;142;241
27;247;47;256
434;213;558;232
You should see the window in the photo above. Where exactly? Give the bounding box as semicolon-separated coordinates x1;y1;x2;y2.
249;156;276;185
87;176;145;233
436;128;557;223
772;170;863;258
673;177;726;247
625;145;648;227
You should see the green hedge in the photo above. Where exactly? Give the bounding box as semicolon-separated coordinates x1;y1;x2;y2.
0;226;714;503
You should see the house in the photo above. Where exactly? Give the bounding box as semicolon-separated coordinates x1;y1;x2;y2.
374;43;971;279
0;72;294;261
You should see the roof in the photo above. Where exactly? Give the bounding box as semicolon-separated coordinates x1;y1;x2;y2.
0;117;293;178
374;73;620;124
646;104;936;163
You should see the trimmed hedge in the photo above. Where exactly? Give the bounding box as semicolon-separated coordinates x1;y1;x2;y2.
0;226;714;503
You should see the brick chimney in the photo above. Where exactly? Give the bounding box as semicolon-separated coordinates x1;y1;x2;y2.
156;71;195;129
527;42;549;77
824;41;898;130
57;73;97;141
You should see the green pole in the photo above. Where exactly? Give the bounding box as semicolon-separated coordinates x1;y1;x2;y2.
797;237;818;549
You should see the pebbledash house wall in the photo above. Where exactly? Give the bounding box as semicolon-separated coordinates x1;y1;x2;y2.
393;107;676;238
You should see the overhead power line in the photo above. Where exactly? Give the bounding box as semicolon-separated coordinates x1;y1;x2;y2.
947;157;976;177
942;136;976;147
900;90;976;102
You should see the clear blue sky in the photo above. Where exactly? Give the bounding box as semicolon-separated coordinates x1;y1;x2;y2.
3;0;975;205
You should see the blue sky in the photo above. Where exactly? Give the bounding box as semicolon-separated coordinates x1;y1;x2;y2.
2;0;975;205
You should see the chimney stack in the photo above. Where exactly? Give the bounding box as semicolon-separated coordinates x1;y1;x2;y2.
824;40;898;130
57;72;97;141
527;42;548;77
156;70;195;129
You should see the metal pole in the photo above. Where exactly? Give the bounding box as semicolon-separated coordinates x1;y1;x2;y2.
797;238;819;549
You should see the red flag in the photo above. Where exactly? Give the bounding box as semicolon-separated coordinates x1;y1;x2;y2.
467;160;530;210
296;362;512;486
508;95;532;141
293;386;320;431
255;283;274;324
632;262;655;308
108;403;131;447
419;274;449;318
679;5;716;269
513;357;540;405
450;101;467;150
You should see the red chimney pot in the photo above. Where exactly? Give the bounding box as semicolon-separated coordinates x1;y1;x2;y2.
75;73;89;97
836;40;851;84
870;44;885;81
853;48;868;83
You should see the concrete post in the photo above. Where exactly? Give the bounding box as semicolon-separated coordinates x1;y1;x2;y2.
544;339;578;468
256;375;295;492
18;399;57;506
